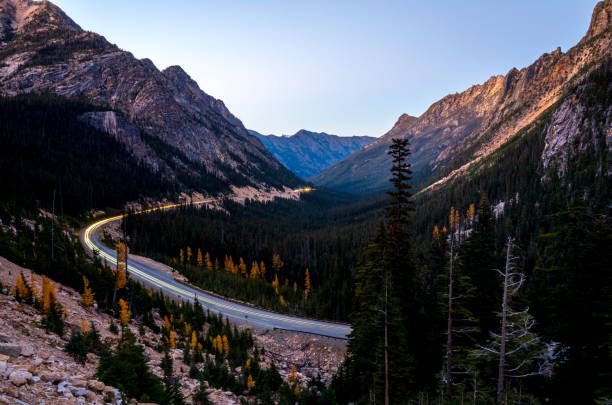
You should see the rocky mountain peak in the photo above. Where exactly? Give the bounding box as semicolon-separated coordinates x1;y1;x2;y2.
583;0;611;42
1;0;79;34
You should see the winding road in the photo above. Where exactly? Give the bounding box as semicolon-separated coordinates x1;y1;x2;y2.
81;199;351;339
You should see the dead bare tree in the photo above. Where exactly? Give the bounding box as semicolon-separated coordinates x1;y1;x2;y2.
474;236;551;404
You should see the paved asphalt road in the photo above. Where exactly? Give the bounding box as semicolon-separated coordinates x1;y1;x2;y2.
82;200;351;339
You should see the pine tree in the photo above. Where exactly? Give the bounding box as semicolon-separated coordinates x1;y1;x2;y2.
346;138;421;404
533;204;612;403
459;193;499;341
272;253;283;274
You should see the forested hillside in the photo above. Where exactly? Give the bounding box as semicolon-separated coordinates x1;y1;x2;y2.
0;94;233;216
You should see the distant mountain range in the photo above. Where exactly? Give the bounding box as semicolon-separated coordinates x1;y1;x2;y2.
312;0;612;195
0;0;302;203
249;129;374;179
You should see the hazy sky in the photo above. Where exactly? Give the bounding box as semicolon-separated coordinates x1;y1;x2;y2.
53;0;598;137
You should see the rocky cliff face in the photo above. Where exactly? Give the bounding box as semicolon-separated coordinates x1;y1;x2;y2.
250;129;375;179
0;0;301;192
312;0;612;194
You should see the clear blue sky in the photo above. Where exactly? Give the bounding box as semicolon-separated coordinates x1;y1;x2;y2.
53;0;598;137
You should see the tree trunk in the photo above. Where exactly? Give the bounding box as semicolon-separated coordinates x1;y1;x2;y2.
497;237;512;403
446;234;454;396
384;270;390;405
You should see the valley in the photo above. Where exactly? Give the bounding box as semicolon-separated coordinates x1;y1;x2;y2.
0;0;610;404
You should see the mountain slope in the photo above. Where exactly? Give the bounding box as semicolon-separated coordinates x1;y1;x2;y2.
312;0;612;194
250;129;375;179
0;0;302;201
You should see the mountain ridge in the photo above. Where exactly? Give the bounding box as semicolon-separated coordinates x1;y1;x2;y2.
250;129;375;179
0;0;302;196
312;0;612;194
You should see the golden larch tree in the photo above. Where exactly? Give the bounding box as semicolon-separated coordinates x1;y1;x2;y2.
41;276;57;314
205;252;213;270
272;275;280;295
238;257;247;275
179;248;185;265
288;365;298;383
80;276;95;307
222;335;230;357
14;273;31;302
259;261;266;277
191;330;198;350
187;246;192;263
169;330;176;349
250;261;260;279
119;298;131;326
197;248;203;267
304;269;311;301
247;374;256;390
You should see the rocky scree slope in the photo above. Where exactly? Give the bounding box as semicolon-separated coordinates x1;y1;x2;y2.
312;0;612;194
250;129;375;179
0;0;302;193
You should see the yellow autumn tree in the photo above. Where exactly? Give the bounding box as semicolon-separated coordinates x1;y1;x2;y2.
272;275;280;295
238;258;247;276
222;335;230;357
179;248;185;265
197;248;204;267
288;364;298;382
163;315;172;331
304;269;311;301
467;203;476;221
41;276;57;314
116;265;127;290
245;358;251;370
80;276;95;307
191;330;198;350
187;246;193;263
13;273;31;302
119;298;131;326
205;252;213;270
250;261;260;279
214;335;223;354
169;330;176;349
432;224;441;241
259;261;266;277
247;374;255;390
279;295;287;307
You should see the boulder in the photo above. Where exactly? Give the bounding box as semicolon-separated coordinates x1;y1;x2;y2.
20;345;34;357
9;370;32;386
87;379;106;392
0;344;21;358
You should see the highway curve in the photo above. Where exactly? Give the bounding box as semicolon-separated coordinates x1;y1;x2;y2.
82;200;351;339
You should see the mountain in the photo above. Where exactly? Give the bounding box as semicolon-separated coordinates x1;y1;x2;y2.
312;0;612;195
249;129;375;179
0;0;302;206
